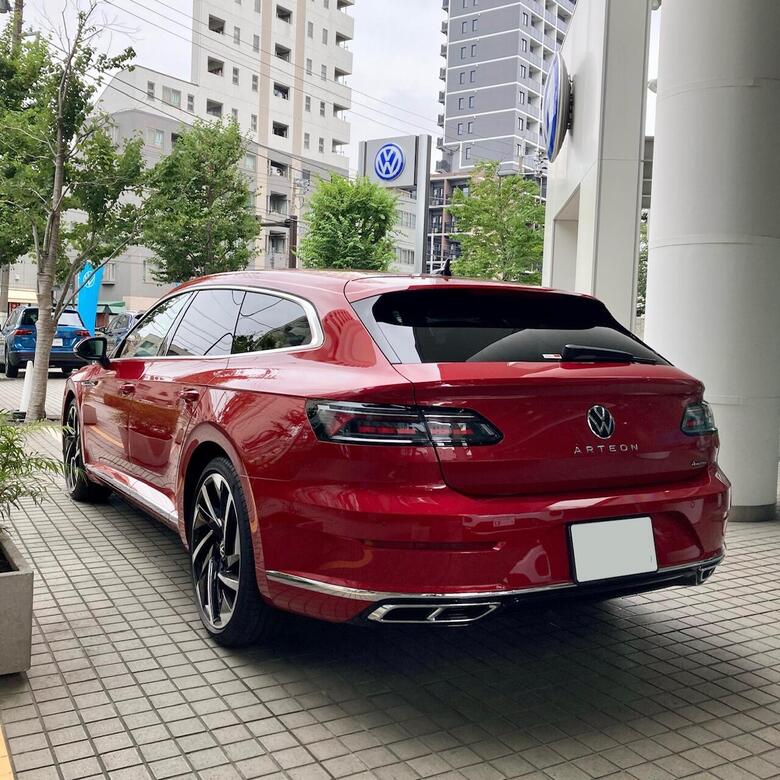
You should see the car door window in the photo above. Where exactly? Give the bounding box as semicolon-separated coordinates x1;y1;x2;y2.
232;292;313;354
166;289;245;357
121;294;192;358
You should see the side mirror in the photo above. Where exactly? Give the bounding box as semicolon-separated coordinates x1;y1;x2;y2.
75;336;110;368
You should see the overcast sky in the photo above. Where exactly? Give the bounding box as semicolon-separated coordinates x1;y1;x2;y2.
5;1;657;171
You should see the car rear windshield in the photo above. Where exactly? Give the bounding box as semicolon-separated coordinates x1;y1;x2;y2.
20;309;84;328
353;289;663;364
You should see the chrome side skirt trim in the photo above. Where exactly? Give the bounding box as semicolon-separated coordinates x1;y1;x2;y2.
265;554;724;604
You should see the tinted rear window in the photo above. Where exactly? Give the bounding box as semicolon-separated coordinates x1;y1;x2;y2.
20;309;83;327
354;289;662;364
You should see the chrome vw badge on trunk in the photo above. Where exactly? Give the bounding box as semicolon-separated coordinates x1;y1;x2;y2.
587;405;615;439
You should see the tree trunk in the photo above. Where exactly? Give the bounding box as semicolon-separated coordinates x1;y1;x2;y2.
26;124;64;422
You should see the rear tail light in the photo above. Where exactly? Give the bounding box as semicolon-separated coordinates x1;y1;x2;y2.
74;329;91;338
13;328;33;336
306;401;502;447
681;401;717;435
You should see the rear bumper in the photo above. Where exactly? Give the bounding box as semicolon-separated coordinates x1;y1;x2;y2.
254;468;730;623
9;350;86;368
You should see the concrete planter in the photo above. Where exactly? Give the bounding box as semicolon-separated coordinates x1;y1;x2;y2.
0;531;33;676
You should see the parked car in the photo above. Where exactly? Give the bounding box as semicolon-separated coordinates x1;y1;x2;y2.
63;271;729;646
103;310;144;353
0;307;90;378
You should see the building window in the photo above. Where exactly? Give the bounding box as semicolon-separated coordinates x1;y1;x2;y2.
305;95;311;111
520;64;527;78
272;122;289;138
469;69;476;83
253;34;260;52
398;248;415;265
187;94;194;112
274;82;290;99
208;15;225;34
276;5;292;22
521;38;528;52
232;108;239;121
460;46;466;59
465;146;472;160
162;86;181;107
275;44;291;61
457;122;463;135
318;137;325;153
321;64;327;80
304;132;310;150
252;74;259;91
255;0;261;10
461;21;467;33
467;121;474;134
470;43;477;56
146;81;155;99
251;114;258;131
207;57;224;76
518;116;524;130
306;58;313;75
458;97;464;110
319;100;326;116
472;18;478;31
522;11;529;25
324;0;329;7
519;90;525;104
206;99;223;117
322;28;328;44
468;95;475;108
150;128;164;147
233;26;240;45
459;71;465;85
307;21;313;37
232;67;239;85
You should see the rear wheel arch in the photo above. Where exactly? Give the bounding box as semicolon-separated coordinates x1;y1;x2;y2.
182;441;231;546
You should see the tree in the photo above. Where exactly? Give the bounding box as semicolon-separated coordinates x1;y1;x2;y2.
448;161;545;284
0;5;144;421
636;210;648;317
142;121;259;283
297;176;397;271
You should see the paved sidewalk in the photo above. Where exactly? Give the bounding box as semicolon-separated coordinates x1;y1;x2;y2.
0;371;68;420
0;378;778;780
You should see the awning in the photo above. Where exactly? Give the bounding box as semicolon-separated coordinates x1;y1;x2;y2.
98;301;126;315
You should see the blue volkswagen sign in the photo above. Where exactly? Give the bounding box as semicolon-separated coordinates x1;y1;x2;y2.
542;52;572;162
374;143;406;182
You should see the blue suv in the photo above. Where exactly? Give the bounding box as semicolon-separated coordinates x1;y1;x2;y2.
0;307;90;378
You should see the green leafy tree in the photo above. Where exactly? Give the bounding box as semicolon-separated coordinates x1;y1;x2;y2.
0;5;144;421
636;210;648;317
297;176;397;271
448;161;545;283
142;120;259;283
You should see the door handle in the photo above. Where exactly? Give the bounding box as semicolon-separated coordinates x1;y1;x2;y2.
118;383;135;396
180;388;200;403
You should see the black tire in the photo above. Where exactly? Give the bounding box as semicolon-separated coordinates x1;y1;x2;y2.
62;401;112;502
189;456;274;646
4;351;18;378
61;367;73;377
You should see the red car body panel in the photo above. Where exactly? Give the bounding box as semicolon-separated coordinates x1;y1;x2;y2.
65;271;729;626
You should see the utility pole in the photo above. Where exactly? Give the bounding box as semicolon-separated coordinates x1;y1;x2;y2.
287;215;298;269
0;0;24;321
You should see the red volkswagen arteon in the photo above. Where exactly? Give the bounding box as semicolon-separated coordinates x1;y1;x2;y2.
63;271;729;646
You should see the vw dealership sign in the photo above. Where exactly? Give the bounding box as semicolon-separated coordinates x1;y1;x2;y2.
374;143;406;182
543;52;572;162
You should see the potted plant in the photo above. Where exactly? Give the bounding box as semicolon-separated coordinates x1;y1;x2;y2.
0;416;60;676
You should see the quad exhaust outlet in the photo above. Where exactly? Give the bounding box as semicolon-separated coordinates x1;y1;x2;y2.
368;602;500;625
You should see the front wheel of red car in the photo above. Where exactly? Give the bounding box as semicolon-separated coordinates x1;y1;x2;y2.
63;401;112;503
190;457;274;646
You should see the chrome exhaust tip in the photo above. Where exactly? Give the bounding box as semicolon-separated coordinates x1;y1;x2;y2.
368;602;500;625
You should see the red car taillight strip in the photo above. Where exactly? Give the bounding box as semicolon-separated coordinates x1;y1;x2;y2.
306;400;502;447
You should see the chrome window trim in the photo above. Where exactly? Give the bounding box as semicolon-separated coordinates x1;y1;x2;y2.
115;284;324;361
265;554;724;604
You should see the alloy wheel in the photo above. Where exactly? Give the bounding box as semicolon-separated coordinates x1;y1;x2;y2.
63;404;82;493
191;472;241;630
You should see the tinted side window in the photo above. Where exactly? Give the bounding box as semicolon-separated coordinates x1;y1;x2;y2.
232;292;312;354
167;289;244;357
121;294;192;358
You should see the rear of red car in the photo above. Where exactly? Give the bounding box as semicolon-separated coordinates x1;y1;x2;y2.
265;279;729;625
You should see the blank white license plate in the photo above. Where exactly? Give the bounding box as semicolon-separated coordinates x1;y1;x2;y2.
570;517;657;583
52;338;63;347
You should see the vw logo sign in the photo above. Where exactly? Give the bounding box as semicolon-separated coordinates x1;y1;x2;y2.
374;143;405;182
587;405;615;440
542;52;572;162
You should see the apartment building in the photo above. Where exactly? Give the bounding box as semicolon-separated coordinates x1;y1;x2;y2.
428;0;574;271
2;0;356;315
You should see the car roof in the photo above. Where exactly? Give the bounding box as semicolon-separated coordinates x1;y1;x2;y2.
170;270;580;302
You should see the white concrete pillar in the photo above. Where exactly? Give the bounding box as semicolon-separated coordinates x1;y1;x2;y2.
645;0;780;521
